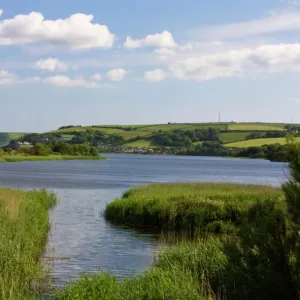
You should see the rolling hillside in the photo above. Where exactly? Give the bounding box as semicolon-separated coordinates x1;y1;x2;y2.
3;122;296;151
48;122;292;148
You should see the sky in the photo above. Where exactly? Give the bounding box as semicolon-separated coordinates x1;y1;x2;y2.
1;0;300;132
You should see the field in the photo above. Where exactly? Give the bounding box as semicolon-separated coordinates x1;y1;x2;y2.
105;183;282;233
227;123;285;131
0;188;56;299
124;139;152;148
225;137;300;148
219;132;257;144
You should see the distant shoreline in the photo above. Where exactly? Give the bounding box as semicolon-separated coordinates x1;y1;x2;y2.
0;154;105;163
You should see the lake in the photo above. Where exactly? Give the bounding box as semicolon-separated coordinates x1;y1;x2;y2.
0;154;287;286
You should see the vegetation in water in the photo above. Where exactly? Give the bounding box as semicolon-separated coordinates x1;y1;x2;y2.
0;188;56;299
105;183;282;233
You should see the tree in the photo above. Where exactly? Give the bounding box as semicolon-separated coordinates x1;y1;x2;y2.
222;140;300;299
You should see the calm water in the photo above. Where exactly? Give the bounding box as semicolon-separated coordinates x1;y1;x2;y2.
0;154;288;285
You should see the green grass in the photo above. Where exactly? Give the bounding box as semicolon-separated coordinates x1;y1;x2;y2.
56;236;224;300
220;132;260;144
134;123;227;132
224;137;300;148
105;183;282;233
227;124;284;131
0;154;104;163
0;187;57;299
124;139;152;148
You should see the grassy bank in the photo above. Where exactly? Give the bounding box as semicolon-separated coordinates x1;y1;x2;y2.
0;188;56;299
0;154;104;163
56;237;223;300
105;183;282;233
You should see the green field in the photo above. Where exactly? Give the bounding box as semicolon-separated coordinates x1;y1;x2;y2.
219;132;258;144
124;139;152;148
227;123;284;131
224;137;300;148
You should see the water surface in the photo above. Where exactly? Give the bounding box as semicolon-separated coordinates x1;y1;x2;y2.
0;154;287;285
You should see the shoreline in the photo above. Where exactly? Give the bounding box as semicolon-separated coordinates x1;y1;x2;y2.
0;154;106;163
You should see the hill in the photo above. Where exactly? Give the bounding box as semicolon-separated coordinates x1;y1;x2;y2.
49;122;289;146
0;133;27;147
4;122;297;162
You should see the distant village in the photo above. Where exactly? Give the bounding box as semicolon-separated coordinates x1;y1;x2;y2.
98;145;175;155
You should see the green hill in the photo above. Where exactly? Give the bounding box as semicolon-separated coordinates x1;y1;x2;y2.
0;133;27;147
47;122;292;148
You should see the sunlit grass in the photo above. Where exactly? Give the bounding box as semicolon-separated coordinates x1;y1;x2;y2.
0;154;104;163
0;188;57;299
224;137;300;148
105;183;282;233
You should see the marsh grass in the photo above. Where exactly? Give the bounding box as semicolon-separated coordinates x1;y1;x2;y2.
0;154;104;163
0;188;56;299
56;238;222;300
105;183;282;233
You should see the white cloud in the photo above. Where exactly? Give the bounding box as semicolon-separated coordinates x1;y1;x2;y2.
36;58;68;72
0;12;115;49
0;9;3;16
0;70;109;88
0;70;18;85
191;12;300;40
124;31;176;49
44;75;100;88
167;43;300;81
144;69;167;82
91;73;102;81
106;68;128;81
0;70;40;85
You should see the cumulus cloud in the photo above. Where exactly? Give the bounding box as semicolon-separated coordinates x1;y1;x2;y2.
124;31;176;49
167;43;300;81
191;12;300;40
36;58;68;72
0;70;18;85
144;69;167;82
91;73;102;81
0;9;3;16
0;70;110;88
106;68;128;81
0;12;115;49
44;75;100;88
0;70;40;85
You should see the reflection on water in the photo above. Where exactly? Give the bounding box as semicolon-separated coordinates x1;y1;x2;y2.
0;154;287;285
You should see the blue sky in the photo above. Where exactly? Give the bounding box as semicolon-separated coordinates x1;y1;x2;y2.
1;0;300;132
